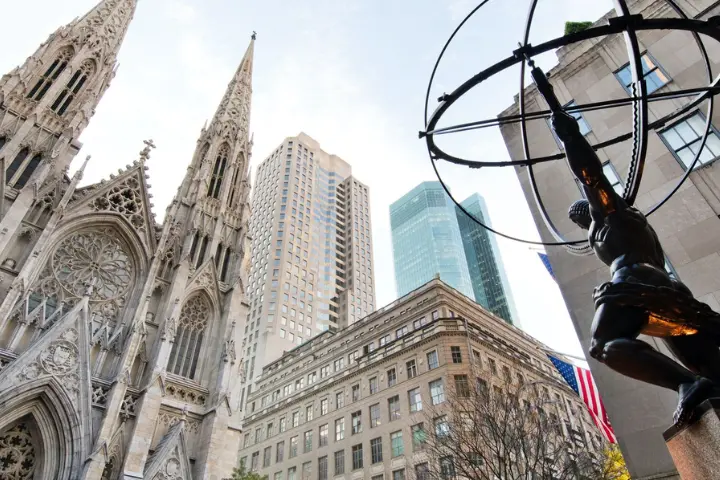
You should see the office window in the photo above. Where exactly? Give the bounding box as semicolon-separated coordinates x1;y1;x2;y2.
392;469;406;480
391;431;404;457
379;334;391;346
352;444;363;470
369;376;378;394
387;368;397;387
370;437;383;464
388;395;401;421
290;436;298;458
352;384;360;402
450;346;462;364
274;472;283;480
250;451;259;471
317;456;328;480
288;467;297;480
412;423;426;451
276;441;285;463
371;476;383;480
334;450;345;475
263;446;272;468
292;411;300;427
502;365;511;383
304;430;313;453
320;398;328;416
352;411;362;434
370;403;381;427
319;424;328;447
320;365;330;378
488;358;497;375
432;310;439;320
660;112;720;169
435;416;450;439
415;463;430;480
430;380;445;405
396;326;408;338
427;351;439;370
615;53;669;94
406;360;417;379
302;462;311;480
440;456;456;480
280;417;287;433
336;391;344;409
306;404;314;422
455;375;470;398
408;388;422;412
335;418;345;441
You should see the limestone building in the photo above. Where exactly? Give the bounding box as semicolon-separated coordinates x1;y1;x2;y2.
243;134;375;396
499;0;720;477
0;1;255;478
238;279;604;480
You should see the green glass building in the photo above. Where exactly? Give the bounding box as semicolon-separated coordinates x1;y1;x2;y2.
390;182;474;299
456;194;516;324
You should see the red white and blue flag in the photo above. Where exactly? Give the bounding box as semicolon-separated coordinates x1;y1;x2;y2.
548;354;617;444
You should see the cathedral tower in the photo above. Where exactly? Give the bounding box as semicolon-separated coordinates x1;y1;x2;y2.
0;2;255;479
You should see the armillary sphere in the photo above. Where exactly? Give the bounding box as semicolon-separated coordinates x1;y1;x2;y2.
420;0;720;254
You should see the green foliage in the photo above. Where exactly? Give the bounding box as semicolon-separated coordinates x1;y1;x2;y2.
228;464;268;480
565;21;593;36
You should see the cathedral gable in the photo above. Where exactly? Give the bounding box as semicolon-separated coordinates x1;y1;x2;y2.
143;419;193;480
0;297;94;454
66;163;157;252
186;259;221;306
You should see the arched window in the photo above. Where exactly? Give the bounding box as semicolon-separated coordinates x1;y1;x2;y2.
167;293;211;379
227;168;240;206
51;59;95;116
221;247;232;282
207;144;229;199
214;243;224;268
27;47;73;101
13;153;42;189
196;236;209;269
6;147;29;183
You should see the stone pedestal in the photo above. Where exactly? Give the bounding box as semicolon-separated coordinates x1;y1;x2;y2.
664;399;720;479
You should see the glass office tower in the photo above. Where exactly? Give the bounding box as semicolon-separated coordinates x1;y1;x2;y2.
456;194;517;324
390;182;474;298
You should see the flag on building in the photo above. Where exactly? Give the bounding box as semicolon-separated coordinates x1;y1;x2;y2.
537;252;556;280
548;354;617;444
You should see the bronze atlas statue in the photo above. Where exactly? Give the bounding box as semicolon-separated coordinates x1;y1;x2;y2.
421;0;720;426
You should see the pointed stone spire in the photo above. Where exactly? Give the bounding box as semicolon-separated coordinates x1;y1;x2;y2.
69;0;139;59
208;33;255;137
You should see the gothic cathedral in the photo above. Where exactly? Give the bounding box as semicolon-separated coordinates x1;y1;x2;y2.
0;1;253;479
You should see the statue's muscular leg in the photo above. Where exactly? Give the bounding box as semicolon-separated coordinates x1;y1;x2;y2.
590;303;708;424
666;335;720;384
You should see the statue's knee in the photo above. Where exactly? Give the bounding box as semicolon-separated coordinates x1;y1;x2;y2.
589;340;605;361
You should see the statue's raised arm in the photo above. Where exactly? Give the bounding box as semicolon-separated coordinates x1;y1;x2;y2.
531;65;627;221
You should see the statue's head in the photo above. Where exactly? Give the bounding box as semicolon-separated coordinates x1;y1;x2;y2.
568;199;591;230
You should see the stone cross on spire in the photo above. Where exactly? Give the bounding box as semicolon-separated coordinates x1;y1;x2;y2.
139;139;156;161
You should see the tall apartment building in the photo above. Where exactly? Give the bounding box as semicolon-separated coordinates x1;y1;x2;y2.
244;133;375;394
390;182;474;299
456;194;517;324
499;1;720;477
237;279;604;480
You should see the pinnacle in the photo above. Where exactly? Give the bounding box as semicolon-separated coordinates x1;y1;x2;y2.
208;34;255;130
71;0;139;58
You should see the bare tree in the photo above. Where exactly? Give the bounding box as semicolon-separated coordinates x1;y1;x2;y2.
408;380;609;480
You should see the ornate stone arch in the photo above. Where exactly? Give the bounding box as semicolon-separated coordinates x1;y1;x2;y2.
0;379;84;480
166;291;217;382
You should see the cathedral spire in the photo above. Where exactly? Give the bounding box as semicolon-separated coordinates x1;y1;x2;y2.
68;0;138;59
208;34;254;134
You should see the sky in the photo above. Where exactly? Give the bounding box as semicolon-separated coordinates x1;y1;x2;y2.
2;0;616;358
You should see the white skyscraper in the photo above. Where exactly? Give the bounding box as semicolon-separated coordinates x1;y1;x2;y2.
242;133;375;401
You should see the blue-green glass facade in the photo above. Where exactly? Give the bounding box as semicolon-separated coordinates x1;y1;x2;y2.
390;182;474;299
456;194;516;324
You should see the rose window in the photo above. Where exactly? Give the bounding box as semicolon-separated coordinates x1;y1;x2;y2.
0;422;36;480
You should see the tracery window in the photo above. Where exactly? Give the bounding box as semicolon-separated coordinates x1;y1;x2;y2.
9;152;42;189
51;59;95;116
168;293;211;379
27;47;73;101
0;421;37;479
207;144;229;199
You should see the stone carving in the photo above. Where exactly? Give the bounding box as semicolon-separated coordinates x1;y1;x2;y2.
158;412;200;434
165;383;206;406
0;422;36;479
51;228;134;302
91;176;146;232
120;393;137;419
92;384;110;406
17;329;82;398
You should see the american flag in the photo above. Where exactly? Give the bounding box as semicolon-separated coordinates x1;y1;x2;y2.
548;354;617;444
537;252;556;280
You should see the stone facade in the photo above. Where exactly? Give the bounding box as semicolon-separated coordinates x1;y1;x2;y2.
0;1;255;479
499;0;720;478
238;280;604;479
